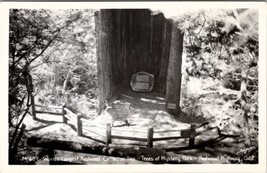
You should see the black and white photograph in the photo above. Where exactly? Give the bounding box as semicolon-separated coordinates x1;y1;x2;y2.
0;1;266;172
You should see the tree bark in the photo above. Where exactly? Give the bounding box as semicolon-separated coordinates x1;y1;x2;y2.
99;10;174;94
27;136;139;159
95;10;116;111
165;23;184;115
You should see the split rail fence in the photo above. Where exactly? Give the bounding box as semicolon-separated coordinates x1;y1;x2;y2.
32;100;219;149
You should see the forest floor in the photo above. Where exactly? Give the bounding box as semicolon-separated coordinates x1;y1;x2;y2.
21;87;258;164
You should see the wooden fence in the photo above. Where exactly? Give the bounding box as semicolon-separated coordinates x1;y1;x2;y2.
32;100;217;149
104;121;213;148
32;103;63;119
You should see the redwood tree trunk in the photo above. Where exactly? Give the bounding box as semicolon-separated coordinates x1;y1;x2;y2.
165;24;184;115
95;10;116;111
95;10;184;114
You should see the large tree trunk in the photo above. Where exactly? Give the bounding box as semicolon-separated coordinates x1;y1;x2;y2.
95;9;184;115
165;23;184;115
96;10;175;95
95;10;116;112
157;19;173;94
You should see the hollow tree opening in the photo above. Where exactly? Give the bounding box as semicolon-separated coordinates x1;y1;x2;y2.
95;9;183;115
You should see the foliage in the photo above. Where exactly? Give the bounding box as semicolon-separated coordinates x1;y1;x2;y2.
32;9;98;119
9;9;57;163
178;9;258;143
8;9;97;163
9;9;58;125
33;9;97;98
179;9;258;79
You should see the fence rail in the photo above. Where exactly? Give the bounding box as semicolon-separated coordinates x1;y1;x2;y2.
111;135;147;142
111;128;147;134
32;102;66;119
35;110;62;115
32;97;214;149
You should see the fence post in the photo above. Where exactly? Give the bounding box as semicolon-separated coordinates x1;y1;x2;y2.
48;148;55;165
77;114;83;136
62;103;67;123
147;127;154;148
106;123;112;146
189;124;196;147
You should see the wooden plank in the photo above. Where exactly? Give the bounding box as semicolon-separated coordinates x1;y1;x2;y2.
106;123;112;145
112;128;147;134
65;114;77;123
111;135;147;142
189;124;196;147
153;136;187;141
154;129;191;139
111;132;146;139
64;108;76;116
35;110;62;115
154;131;182;138
77;114;83;136
154;129;190;135
67;119;77;127
196;121;209;129
147;128;153;148
35;104;45;107
62;103;67;123
154;129;183;133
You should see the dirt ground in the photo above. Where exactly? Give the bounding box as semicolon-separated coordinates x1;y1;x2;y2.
22;89;256;164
